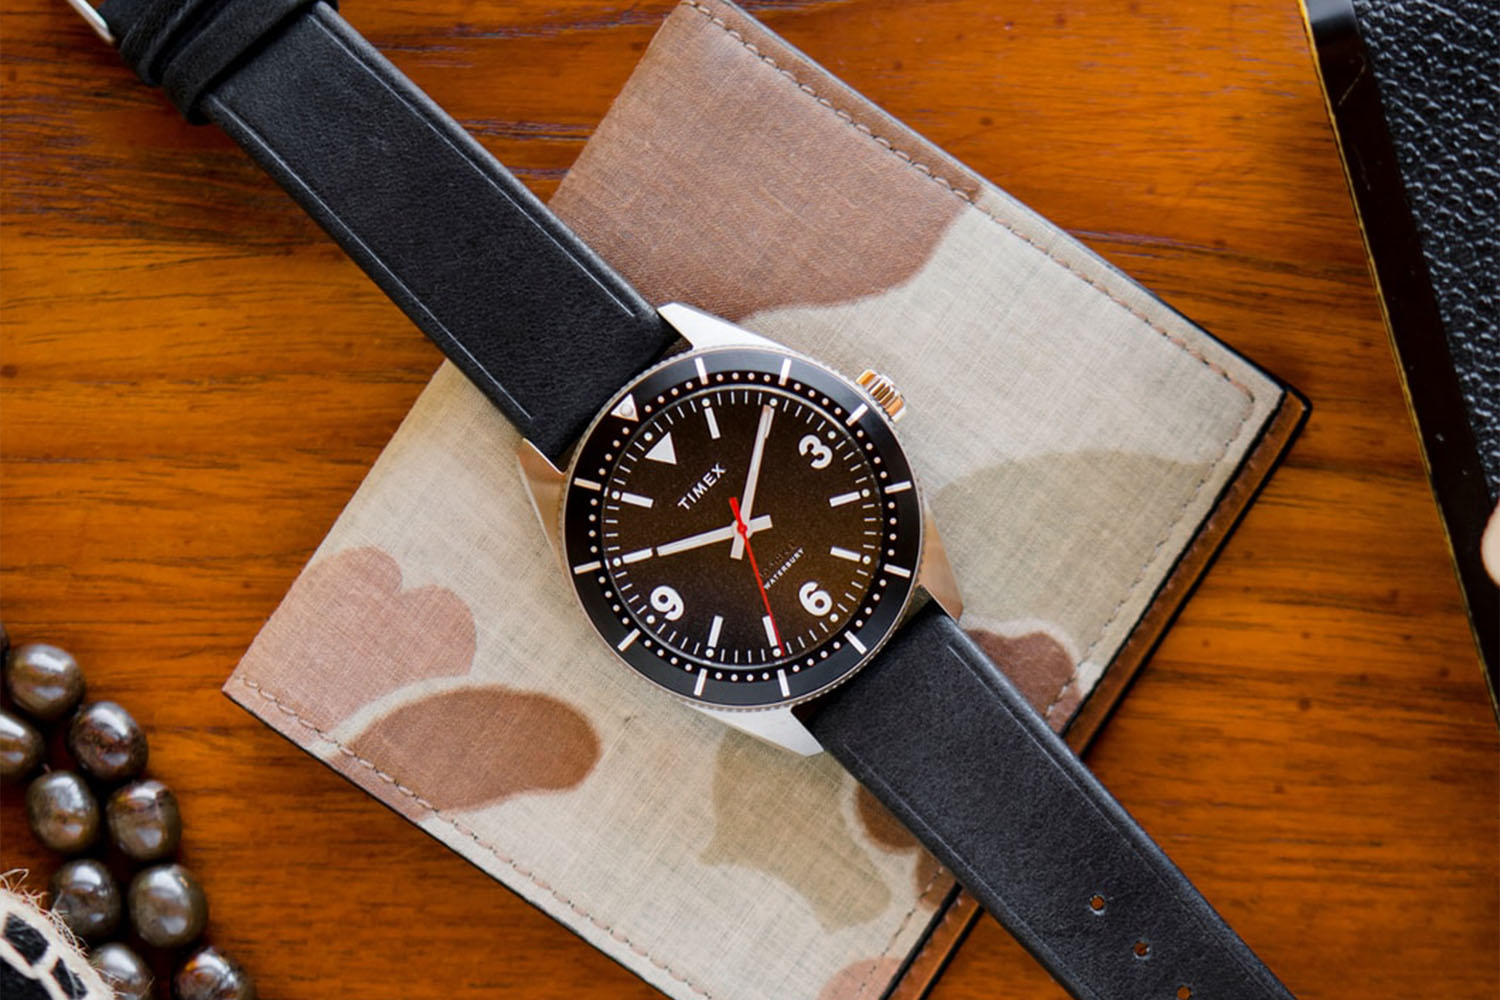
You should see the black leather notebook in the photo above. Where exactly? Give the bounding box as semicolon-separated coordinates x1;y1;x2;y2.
1302;0;1499;696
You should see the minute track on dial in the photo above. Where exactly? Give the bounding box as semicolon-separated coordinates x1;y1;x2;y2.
602;385;878;667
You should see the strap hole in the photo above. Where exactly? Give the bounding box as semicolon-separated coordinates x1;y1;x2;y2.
1133;939;1150;959
1087;894;1106;914
1177;987;1193;999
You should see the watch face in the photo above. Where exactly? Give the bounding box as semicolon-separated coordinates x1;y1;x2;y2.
561;347;923;709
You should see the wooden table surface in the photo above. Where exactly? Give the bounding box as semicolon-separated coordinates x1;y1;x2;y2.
2;0;1496;997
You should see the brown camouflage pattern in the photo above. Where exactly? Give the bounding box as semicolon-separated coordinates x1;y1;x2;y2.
226;1;1289;997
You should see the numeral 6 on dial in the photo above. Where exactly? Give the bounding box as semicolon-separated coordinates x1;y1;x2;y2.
799;581;833;616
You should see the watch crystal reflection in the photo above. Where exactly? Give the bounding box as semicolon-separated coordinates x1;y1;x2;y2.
565;348;922;708
600;384;880;669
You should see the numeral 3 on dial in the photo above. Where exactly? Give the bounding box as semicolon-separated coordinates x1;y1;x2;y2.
798;433;833;469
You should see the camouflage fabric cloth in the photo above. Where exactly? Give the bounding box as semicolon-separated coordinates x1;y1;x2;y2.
227;2;1295;997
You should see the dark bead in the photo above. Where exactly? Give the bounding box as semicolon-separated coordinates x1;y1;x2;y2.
4;643;84;721
49;858;121;942
90;942;153;1000
25;770;100;853
107;779;182;861
66;701;148;783
0;622;9;662
174;946;256;1000
128;863;208;948
0;707;44;780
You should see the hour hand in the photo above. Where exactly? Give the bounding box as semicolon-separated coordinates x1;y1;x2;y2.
656;515;771;558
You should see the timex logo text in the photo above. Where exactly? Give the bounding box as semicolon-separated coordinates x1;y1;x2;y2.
676;463;726;511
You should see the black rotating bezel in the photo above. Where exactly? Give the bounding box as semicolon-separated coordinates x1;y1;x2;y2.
561;346;924;710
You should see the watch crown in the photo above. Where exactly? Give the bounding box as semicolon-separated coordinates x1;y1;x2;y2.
856;369;907;422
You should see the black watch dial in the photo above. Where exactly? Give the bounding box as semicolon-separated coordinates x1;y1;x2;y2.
562;346;923;709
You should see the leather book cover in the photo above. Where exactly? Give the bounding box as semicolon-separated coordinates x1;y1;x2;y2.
1299;0;1498;690
224;1;1306;997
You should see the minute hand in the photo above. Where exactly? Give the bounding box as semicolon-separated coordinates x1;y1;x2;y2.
655;515;771;558
730;403;775;560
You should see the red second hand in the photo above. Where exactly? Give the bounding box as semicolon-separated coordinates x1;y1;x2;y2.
730;496;783;653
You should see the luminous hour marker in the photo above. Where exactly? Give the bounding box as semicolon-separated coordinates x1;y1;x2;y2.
695;357;709;383
694;670;708;696
762;615;779;648
777;669;790;697
887;480;912;494
572;561;602;575
829;546;861;562
704;405;721;439
829;490;862;508
617;629;640;651
644;432;677;465
707;614;724;649
622;548;654;564
778;359;791;385
845;402;869;426
884;564;912;578
619;491;654;508
611;395;639;422
847;633;867;654
574;478;602;492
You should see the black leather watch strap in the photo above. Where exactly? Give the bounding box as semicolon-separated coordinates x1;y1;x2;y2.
98;0;675;461
800;603;1296;1000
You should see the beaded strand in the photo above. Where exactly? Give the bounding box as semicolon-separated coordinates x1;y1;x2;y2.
1;624;255;1000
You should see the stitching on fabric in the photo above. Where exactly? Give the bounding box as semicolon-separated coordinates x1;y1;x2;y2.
854;853;948;1000
237;10;1262;993
679;0;1253;401
236;678;717;1000
826;637;1125;980
833;739;1057;971
889;888;969;999
679;0;1259;721
1040;435;1233;720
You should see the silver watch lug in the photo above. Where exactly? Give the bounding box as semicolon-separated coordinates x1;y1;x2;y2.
918;508;964;621
659;302;781;351
692;704;825;756
517;439;567;568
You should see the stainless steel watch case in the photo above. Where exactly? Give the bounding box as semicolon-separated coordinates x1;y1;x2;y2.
518;303;962;755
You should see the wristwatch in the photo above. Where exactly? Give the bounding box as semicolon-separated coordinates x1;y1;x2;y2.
67;1;1298;997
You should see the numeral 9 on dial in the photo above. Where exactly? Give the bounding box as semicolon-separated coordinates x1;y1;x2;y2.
651;585;685;621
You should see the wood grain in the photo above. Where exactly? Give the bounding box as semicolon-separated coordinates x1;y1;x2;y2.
2;0;1495;997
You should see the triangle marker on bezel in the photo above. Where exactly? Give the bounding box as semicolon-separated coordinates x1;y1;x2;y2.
611;394;639;421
